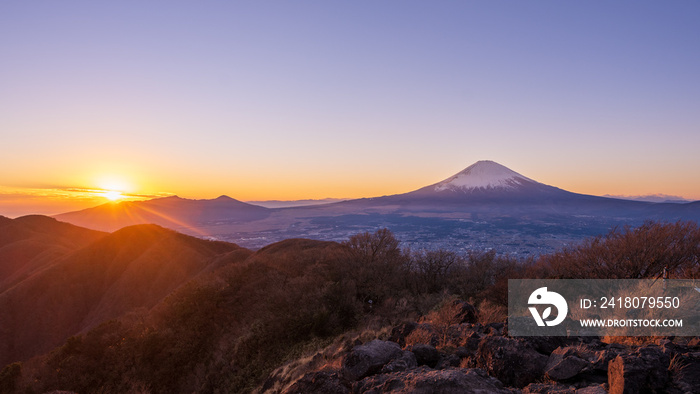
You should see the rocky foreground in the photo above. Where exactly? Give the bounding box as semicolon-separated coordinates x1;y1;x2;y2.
264;302;700;394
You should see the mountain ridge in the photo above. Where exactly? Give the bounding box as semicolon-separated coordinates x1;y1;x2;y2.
0;219;245;366
54;194;270;232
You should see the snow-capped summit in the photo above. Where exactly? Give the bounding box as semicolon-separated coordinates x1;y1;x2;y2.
433;160;538;191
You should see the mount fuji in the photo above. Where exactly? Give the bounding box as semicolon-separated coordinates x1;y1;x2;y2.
404;160;570;200
338;160;621;212
427;160;542;191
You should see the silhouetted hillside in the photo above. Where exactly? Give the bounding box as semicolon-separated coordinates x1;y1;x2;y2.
0;221;245;366
0;215;106;292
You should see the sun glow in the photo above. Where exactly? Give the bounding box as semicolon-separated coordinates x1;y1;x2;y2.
102;190;124;201
92;174;136;202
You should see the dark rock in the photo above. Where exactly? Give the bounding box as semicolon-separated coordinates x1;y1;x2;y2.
576;384;609;394
44;392;80;394
523;382;575;393
522;335;573;355
436;353;460;369
455;346;471;359
341;340;403;381
452;300;478;324
506;315;538;336
283;371;350;394
608;345;670;394
545;347;591;381
475;336;548;388
352;367;510;394
547;356;588;381
524;382;606;394
592;345;625;372
485;322;505;336
388;321;418;347
462;331;481;354
408;344;440;368
380;350;417;374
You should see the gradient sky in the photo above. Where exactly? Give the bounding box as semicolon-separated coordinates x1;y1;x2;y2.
1;1;699;216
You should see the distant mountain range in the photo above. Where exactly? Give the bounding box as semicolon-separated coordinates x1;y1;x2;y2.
247;198;346;208
55;194;269;232
53;160;700;254
602;194;691;203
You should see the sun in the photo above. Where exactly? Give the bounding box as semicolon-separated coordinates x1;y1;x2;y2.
102;190;124;201
93;175;134;202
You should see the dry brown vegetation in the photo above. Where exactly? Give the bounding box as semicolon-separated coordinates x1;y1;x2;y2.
531;221;700;279
0;218;697;393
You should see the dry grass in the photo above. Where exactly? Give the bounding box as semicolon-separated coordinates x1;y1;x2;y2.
668;354;687;375
458;357;477;369
477;300;506;325
405;326;436;347
601;336;659;347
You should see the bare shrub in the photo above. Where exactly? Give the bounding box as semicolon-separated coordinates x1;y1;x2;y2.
417;296;466;348
534;221;700;279
340;229;410;306
412;250;463;294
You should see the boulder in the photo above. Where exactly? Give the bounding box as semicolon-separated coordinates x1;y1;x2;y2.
408;344;440;368
576;384;608;394
523;383;575;393
436;353;460;369
455;346;472;359
341;340;403;381
380;350;417;374
523;382;606;394
474;336;548;388
545;347;590;381
522;335;573;355
452;300;478;324
352;367;510;394
608;345;670;394
592;343;626;372
388;321;418;347
283;371;350;394
485;322;505;336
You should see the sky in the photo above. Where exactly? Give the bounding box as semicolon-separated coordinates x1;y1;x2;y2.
1;1;699;216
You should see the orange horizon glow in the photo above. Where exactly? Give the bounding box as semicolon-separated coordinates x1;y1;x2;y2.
2;168;700;219
2;160;700;219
